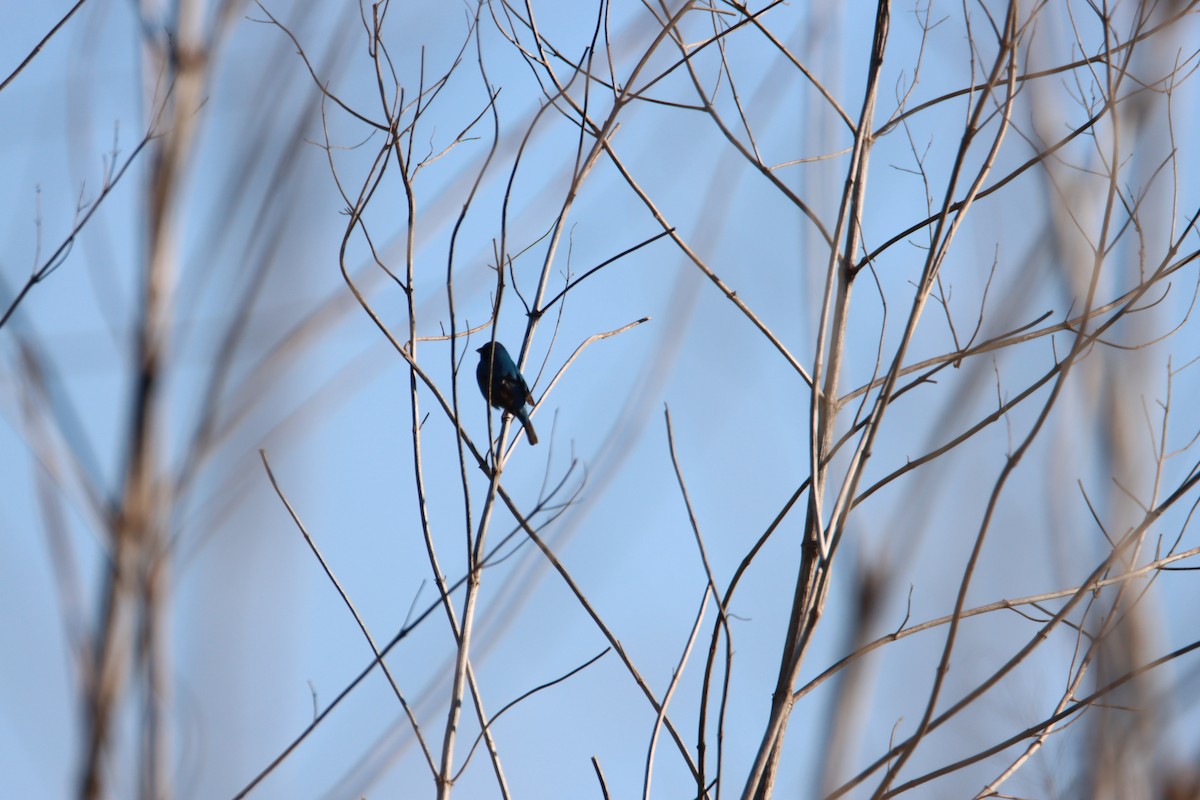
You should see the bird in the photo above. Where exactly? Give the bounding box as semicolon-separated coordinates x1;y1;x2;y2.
476;341;538;445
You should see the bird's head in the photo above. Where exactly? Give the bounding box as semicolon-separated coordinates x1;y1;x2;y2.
476;342;507;358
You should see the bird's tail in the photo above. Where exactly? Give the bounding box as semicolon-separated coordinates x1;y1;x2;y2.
517;409;538;446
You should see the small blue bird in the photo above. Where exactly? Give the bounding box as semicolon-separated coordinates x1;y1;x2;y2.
476;341;538;445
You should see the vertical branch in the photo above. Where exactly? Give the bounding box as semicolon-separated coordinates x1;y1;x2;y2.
742;4;891;799
435;3;513;796
80;6;209;795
